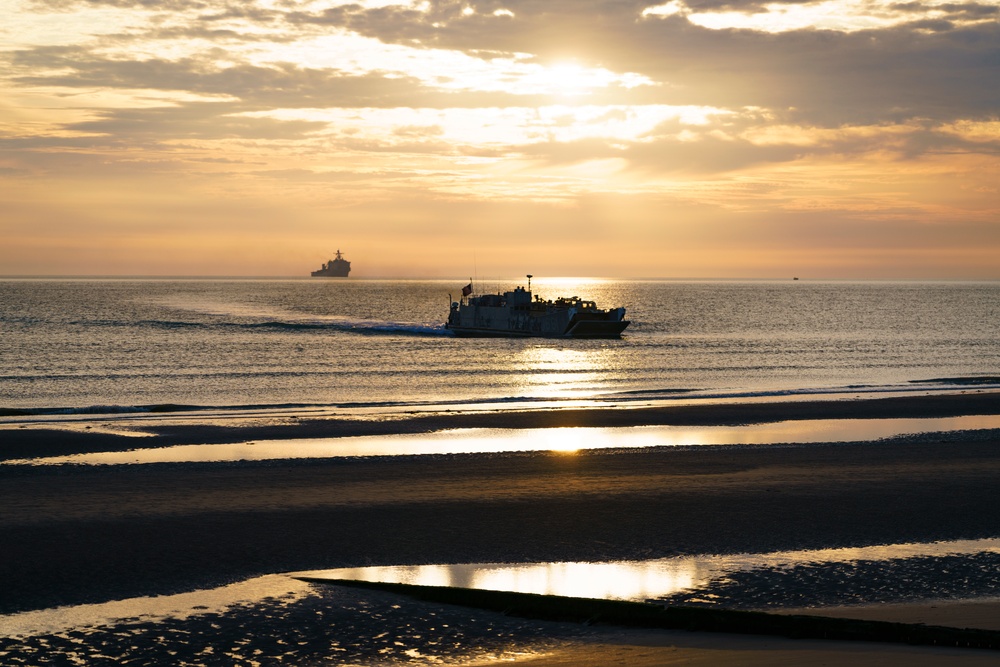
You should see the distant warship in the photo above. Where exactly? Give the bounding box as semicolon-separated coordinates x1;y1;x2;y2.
447;275;629;338
312;250;351;277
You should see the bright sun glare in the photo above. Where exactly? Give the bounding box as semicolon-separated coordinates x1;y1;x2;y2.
519;62;633;97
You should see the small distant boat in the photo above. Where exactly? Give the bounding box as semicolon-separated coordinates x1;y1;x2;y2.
312;250;351;277
446;275;629;338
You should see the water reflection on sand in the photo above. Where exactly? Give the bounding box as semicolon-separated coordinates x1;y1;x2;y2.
6;536;1000;666
6;536;1000;640
297;537;1000;603
14;414;1000;465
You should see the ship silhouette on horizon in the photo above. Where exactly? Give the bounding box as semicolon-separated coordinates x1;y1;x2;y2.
312;249;351;277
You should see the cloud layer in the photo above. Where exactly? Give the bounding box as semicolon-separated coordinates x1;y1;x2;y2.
2;0;999;277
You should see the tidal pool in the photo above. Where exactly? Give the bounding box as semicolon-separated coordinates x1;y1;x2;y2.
297;537;1000;604
12;414;1000;465
6;535;1000;667
5;536;1000;641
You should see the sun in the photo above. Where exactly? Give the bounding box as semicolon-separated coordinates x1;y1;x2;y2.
519;61;618;97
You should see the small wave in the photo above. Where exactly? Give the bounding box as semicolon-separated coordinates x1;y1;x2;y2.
601;381;1000;405
143;403;203;413
16;405;155;416
1;403;268;417
66;316;448;336
613;388;698;397
1;393;616;419
139;319;206;329
8;379;996;420
910;376;1000;386
64;319;206;330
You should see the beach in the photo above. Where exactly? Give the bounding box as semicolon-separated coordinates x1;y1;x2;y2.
4;392;1000;663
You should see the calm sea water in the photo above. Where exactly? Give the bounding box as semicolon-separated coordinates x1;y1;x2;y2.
1;278;999;414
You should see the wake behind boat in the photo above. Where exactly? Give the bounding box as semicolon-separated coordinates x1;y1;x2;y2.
446;275;629;338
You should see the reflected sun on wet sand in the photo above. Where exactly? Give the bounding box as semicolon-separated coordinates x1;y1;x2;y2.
297;537;1000;602
12;414;1000;465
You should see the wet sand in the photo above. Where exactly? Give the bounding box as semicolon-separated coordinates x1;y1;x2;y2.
516;628;1000;666
3;392;1000;662
782;597;1000;631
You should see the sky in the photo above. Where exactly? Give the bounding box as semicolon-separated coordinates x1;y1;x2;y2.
1;0;999;278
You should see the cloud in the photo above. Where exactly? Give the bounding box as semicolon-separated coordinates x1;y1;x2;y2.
14;1;1000;128
3;0;999;277
7;46;579;111
10;48;424;107
281;1;1000;125
64;103;328;141
890;2;1000;18
29;0;208;9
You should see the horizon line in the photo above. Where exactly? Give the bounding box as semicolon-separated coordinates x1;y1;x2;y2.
3;275;1000;283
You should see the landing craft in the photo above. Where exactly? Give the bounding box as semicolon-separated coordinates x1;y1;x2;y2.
446;275;629;338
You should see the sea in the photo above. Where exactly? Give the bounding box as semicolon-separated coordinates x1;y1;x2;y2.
2;277;999;416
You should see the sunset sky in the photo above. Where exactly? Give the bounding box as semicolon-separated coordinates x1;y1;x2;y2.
2;0;999;278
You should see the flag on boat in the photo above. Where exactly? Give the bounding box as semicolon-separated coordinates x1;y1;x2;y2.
461;282;473;297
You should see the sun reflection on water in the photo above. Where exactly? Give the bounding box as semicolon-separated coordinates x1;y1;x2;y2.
514;346;619;399
298;536;1000;603
13;414;1000;466
470;561;702;600
304;559;707;601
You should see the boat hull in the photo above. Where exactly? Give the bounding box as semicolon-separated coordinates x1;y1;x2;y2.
311;267;350;277
564;318;631;338
446;321;629;339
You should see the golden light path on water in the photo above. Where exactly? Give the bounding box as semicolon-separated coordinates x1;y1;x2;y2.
514;346;610;398
12;414;1000;466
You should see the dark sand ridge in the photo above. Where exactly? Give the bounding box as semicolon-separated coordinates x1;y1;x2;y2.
3;392;1000;617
